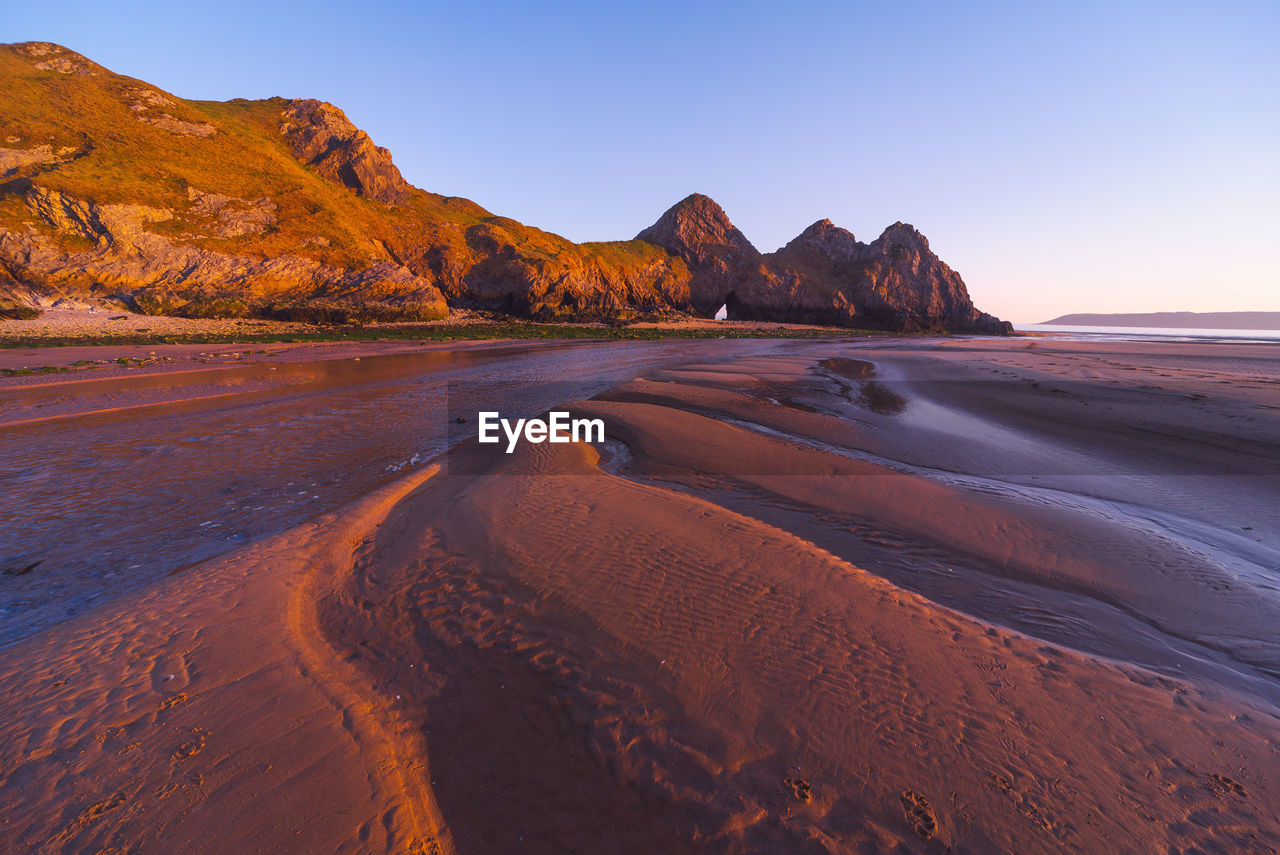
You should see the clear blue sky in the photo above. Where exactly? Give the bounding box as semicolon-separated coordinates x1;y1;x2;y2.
9;0;1278;322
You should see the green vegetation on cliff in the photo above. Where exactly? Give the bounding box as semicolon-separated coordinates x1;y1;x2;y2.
0;42;1008;333
0;42;671;322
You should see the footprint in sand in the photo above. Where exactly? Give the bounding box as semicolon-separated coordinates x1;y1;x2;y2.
900;790;938;840
1207;773;1248;799
158;692;188;711
171;728;206;760
784;776;812;803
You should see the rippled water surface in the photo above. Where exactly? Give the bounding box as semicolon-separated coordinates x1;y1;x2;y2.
0;339;787;644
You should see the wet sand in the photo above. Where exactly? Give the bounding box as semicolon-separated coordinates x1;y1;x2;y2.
0;337;788;644
1;336;1278;853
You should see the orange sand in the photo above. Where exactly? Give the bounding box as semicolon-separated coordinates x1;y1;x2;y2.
1;337;1278;853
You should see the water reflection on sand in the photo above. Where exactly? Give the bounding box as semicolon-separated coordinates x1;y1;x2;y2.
0;339;785;644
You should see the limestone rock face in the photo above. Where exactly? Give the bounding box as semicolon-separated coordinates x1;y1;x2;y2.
279;99;410;204
635;193;758;266
126;87;217;137
631;197;1010;332
23;188;113;246
828;222;1010;333
0;145;58;178
391;216;691;321
780;219;861;263
186;189;277;238
635;194;762;314
12;43;99;76
3;187;446;321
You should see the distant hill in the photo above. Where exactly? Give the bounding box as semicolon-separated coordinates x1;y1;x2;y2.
1042;311;1280;330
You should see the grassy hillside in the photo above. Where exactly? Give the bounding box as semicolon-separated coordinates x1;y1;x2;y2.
0;49;376;266
0;42;681;320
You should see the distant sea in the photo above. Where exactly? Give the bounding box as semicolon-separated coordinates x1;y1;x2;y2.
1015;324;1280;344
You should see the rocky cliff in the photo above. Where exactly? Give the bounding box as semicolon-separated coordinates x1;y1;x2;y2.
634;198;1010;333
2;185;445;321
0;42;1008;332
634;194;762;315
278;99;410;204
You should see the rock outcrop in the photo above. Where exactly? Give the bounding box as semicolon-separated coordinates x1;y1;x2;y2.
0;144;59;178
755;220;1011;333
278;99;409;204
11;42;99;76
634;194;762;314
6;186;446;321
634;202;1011;333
